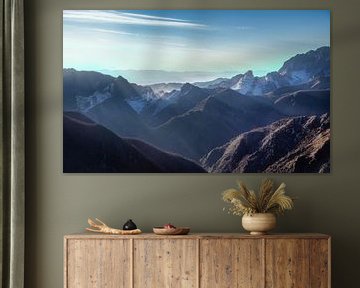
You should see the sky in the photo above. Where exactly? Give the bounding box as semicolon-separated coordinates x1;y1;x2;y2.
63;10;330;84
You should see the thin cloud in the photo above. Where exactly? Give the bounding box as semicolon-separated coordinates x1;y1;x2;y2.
121;12;188;23
63;10;207;29
91;28;136;36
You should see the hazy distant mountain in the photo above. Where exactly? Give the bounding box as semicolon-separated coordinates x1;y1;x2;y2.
193;77;229;88
98;69;234;86
148;82;184;97
64;112;205;173
201;114;330;173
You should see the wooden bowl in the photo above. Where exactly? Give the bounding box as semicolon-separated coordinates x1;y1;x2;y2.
153;227;190;235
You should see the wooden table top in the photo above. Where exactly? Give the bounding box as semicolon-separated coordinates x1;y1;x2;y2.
64;232;330;240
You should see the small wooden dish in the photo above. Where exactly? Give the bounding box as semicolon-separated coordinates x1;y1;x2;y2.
153;227;190;235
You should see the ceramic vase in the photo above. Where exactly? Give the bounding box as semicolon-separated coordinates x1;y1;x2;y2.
242;213;276;235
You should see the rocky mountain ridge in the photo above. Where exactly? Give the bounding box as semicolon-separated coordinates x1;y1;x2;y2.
201;113;330;173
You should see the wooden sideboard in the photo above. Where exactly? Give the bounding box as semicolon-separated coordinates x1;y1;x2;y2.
64;233;330;288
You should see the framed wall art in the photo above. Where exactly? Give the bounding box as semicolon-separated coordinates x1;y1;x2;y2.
63;10;330;173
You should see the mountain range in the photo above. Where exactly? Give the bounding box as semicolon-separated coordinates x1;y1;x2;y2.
63;46;330;173
192;46;330;96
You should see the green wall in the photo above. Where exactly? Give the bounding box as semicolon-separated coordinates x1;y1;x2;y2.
25;0;360;287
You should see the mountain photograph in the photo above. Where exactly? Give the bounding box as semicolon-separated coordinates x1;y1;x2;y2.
63;10;330;173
